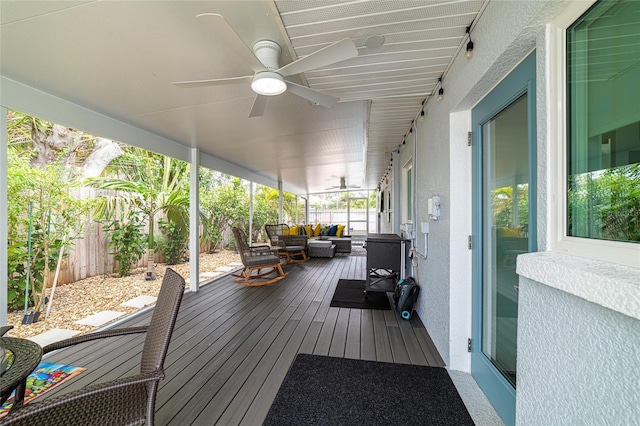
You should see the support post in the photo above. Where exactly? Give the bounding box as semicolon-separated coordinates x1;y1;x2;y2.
189;148;200;292
1;107;8;325
278;181;283;223
249;181;254;246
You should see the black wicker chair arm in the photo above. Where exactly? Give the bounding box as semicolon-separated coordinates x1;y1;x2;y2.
42;326;149;354
12;326;149;410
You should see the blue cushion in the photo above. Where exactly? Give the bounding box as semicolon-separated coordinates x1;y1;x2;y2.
328;225;338;236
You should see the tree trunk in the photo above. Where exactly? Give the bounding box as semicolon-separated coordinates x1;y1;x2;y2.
146;248;157;280
82;138;124;178
31;123;82;167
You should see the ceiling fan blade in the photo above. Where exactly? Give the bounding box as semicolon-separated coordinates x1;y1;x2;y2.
277;39;358;77
249;95;268;118
196;13;266;73
286;82;339;108
172;75;253;88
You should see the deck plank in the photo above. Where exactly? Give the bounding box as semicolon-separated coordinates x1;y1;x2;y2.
328;308;350;357
31;254;444;425
344;309;361;359
372;309;393;362
397;315;429;366
360;309;376;361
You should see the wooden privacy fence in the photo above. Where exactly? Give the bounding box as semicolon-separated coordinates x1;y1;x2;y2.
48;189;374;286
53;187;230;286
58;187;147;285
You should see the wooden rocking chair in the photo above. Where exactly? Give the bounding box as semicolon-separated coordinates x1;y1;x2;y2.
264;224;308;264
231;227;288;286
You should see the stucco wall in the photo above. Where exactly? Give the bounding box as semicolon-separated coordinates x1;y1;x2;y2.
412;0;567;368
516;271;640;424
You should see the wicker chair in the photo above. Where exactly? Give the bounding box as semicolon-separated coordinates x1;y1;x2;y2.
264;224;308;264
4;268;186;426
231;227;288;286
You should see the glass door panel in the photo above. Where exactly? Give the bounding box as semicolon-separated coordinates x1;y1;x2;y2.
481;93;529;387
348;195;369;238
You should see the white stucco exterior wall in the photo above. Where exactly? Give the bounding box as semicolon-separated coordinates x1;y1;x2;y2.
516;253;640;424
414;94;451;364
413;0;567;369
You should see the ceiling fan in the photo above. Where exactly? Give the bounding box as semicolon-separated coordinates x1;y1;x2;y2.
326;177;361;191
172;13;359;117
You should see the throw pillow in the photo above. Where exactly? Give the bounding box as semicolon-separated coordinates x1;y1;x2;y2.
305;225;312;237
336;224;346;237
328;224;338;236
313;223;322;237
289;225;298;236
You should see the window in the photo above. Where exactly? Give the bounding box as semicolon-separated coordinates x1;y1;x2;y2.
552;0;640;267
406;165;413;221
567;0;640;245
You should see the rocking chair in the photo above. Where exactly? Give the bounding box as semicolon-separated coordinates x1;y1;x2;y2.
231;227;288;286
264;224;308;264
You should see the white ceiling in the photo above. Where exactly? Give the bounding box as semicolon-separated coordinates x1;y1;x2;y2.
0;0;485;194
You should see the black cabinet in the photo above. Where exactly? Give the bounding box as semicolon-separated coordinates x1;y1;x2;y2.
365;233;410;293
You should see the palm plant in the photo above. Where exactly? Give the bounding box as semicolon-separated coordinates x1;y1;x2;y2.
90;149;189;279
255;186;301;223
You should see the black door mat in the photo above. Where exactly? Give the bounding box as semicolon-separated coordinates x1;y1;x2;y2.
330;279;391;310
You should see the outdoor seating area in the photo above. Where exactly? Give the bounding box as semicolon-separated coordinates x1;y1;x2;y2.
1;255;443;425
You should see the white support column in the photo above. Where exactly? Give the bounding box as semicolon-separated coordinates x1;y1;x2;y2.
189;148;200;293
1;108;8;325
249;181;254;246
278;181;283;223
305;194;310;224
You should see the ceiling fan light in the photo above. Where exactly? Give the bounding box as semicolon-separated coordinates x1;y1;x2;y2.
251;72;287;96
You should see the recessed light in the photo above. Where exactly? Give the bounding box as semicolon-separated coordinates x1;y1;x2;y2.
365;34;385;49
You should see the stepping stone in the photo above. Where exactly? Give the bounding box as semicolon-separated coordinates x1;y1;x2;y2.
75;310;126;326
121;295;157;308
215;266;235;272
228;261;243;267
28;328;80;347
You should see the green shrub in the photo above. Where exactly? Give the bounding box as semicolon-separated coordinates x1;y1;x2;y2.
103;214;147;277
157;219;188;265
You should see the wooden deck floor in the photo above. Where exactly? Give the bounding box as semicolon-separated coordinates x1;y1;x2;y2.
43;254;444;425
